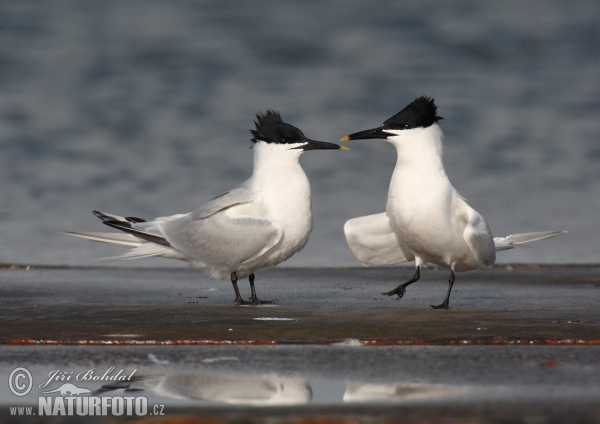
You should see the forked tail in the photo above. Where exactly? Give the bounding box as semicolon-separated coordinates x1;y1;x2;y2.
494;230;566;251
63;210;183;262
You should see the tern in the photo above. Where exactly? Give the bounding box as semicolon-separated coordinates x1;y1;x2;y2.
65;110;347;305
341;96;565;309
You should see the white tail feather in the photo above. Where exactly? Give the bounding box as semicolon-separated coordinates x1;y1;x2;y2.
99;243;183;262
494;231;566;252
63;231;185;262
63;231;142;247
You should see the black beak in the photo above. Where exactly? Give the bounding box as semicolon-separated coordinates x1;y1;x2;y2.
340;127;392;141
294;139;349;151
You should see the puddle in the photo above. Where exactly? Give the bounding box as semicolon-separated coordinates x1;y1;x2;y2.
0;364;467;408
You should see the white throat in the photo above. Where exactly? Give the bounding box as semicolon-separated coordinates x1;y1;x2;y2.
252;141;304;175
386;123;451;210
249;141;311;216
386;124;445;169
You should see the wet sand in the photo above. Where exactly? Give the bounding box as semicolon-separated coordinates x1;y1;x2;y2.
1;265;599;423
1;264;598;343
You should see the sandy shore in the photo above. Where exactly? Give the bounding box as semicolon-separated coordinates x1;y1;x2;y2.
1;265;599;423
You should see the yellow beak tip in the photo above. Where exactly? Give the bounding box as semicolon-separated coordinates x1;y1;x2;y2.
339;146;350;151
340;135;350;142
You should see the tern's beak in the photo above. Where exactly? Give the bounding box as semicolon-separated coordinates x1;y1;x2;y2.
340;127;391;141
296;139;349;151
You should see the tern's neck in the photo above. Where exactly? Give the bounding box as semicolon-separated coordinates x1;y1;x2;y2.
251;142;304;181
249;141;311;225
388;124;446;174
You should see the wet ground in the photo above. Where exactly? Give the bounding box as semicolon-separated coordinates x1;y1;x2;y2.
1;265;599;423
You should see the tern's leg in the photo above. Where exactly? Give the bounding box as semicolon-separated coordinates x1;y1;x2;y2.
248;273;276;305
230;272;247;305
383;266;421;298
431;270;455;310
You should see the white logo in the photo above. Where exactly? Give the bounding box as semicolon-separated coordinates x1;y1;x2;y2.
8;367;33;397
42;383;91;396
7;365;165;417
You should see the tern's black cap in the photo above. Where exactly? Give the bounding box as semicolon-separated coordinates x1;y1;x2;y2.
382;96;443;130
250;110;308;145
341;96;444;142
250;110;347;151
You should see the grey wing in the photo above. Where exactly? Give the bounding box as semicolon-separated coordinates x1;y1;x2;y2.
463;213;496;266
161;212;283;269
192;185;258;220
344;213;414;267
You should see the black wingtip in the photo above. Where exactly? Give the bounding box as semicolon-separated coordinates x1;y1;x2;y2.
102;221;172;247
93;210;112;221
125;216;147;223
93;210;168;247
93;210;147;223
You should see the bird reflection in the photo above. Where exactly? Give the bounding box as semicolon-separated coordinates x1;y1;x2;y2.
343;383;467;403
96;372;311;406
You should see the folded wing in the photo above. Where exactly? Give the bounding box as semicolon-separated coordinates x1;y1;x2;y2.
162;212;283;270
463;214;496;267
192;185;258;220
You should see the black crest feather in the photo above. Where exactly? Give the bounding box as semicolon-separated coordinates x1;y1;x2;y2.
250;110;284;143
382;96;443;130
250;110;308;145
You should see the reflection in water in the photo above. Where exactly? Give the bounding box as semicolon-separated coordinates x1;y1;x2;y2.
343;383;468;403
145;374;312;406
96;372;466;406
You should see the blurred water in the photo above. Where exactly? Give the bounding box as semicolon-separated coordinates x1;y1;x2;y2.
0;1;598;267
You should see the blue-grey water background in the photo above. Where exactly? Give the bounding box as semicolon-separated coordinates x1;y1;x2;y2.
1;1;598;268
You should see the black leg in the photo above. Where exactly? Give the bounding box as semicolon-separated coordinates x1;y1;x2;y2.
431;270;455;309
383;266;421;298
248;273;276;305
230;272;246;305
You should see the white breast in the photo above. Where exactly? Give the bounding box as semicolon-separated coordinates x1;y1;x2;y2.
385;125;479;270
